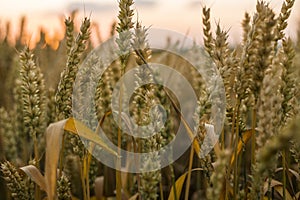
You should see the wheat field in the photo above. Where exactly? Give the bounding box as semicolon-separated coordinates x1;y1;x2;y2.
0;0;300;199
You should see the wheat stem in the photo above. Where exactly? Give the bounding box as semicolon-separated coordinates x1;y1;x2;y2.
251;107;257;166
283;150;287;200
233;100;240;200
184;144;194;200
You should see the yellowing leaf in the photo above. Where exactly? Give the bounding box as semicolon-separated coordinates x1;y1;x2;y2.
64;117;118;156
165;87;201;157
230;129;252;167
168;172;187;200
181;115;201;157
168;168;203;200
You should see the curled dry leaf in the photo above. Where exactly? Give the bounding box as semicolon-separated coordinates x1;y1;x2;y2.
20;165;46;191
263;179;293;200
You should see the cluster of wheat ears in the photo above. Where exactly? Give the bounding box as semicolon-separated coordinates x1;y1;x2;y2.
0;0;300;199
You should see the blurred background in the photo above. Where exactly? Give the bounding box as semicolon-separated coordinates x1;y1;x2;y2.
0;0;299;46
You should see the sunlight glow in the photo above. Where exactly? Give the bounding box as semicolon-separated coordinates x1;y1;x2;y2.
0;0;299;45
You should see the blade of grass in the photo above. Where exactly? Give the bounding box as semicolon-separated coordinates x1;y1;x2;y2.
180;117;201;156
230;129;252;167
64;117;118;156
168;172;187;200
168;168;203;200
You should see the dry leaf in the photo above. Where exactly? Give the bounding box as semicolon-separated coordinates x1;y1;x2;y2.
275;167;300;181
20;165;46;191
263;179;293;200
45;119;67;200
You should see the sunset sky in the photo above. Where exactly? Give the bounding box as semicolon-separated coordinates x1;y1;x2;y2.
0;0;299;45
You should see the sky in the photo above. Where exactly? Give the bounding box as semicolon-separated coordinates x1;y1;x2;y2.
0;0;299;45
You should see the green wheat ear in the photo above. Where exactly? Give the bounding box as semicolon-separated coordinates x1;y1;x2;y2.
256;58;283;149
65;17;75;55
0;107;18;163
0;161;30;200
276;0;295;40
56;17;90;119
55;17;91;157
57;174;72;200
207;150;230;200
202;6;213;57
116;0;134;69
280;38;298;125
131;20;166;200
19;47;47;165
19;47;47;140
